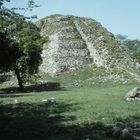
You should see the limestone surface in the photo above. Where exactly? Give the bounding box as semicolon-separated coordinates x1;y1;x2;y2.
36;14;138;77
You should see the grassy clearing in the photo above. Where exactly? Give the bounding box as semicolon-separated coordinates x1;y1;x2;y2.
0;84;140;140
0;83;140;140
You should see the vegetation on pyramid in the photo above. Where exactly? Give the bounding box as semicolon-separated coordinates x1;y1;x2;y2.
36;14;140;85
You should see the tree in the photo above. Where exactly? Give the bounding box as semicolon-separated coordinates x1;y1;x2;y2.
123;39;140;62
14;22;44;89
0;32;21;72
116;34;128;43
116;34;140;62
0;0;44;89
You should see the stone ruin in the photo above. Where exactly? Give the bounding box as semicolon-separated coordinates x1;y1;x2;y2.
36;14;136;76
109;126;140;140
125;87;140;101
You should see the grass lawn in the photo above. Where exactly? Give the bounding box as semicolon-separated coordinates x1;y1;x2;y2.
0;83;140;140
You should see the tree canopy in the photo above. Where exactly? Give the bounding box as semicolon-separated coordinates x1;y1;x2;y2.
116;34;140;62
124;39;140;62
0;0;44;89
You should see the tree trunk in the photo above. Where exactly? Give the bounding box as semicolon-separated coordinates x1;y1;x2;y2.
14;68;24;90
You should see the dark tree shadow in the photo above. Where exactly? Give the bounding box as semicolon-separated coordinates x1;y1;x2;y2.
0;102;77;140
0;101;118;140
0;82;65;95
0;74;11;83
0;101;140;140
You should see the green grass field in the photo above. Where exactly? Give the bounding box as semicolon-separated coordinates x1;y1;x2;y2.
0;83;140;140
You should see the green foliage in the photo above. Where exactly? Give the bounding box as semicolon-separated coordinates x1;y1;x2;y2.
15;22;43;72
13;21;44;89
124;39;140;62
124;39;140;52
0;32;21;72
116;34;128;42
116;34;140;62
0;1;44;89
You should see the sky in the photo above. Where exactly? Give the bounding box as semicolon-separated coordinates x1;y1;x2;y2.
5;0;140;39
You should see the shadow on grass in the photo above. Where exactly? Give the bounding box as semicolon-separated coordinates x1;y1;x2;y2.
0;82;65;96
0;101;120;140
1;100;140;140
0;74;11;84
0;101;77;140
0;101;140;140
